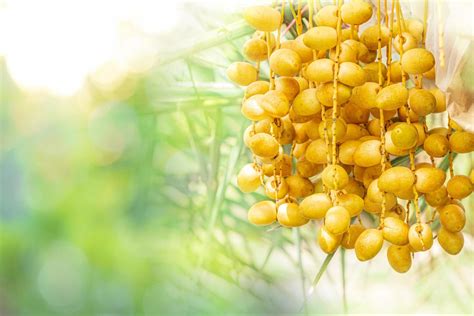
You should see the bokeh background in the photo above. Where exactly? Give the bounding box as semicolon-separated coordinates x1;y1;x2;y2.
0;0;473;315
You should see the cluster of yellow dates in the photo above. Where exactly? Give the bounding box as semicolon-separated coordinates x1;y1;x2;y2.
227;0;474;273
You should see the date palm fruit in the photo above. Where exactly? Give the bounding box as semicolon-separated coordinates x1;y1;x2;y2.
364;62;387;84
285;175;314;198
314;5;338;28
423;134;449;157
325;206;351;235
293;123;309;143
243;6;281;32
382;217;409;246
322;165;349;190
292;88;321;116
341;0;372;25
339;140;362;165
318;117;347;143
384;131;410;156
390;123;418;150
316;82;352;106
378;166;415;194
423;66;436;80
375;84;409;111
353;139;382;167
360;25;390;50
300;193;332;219
446;175;473;200
264;176;288;199
243;37;269;61
274;77;300;101
425;185;449;207
401;48;435;74
355;228;384;261
277;203;309;227
342;102;370;123
437;227;464;255
304;26;337;51
338;62;367;87
237;163;261;193
394;32;417;53
318;224;342;254
269;48;302;76
248;200;277;226
329;42;358;63
414;167;446;193
305;58;335;83
449;131;474;153
245;81;270;98
248;132;280;158
304;119;321;140
341;224;366;249
438;204;466;232
389;61;406;83
386;204;407;221
366;179;397;210
260;90;290;118
262;155;292;177
280;36;313;63
430;88;447;112
227;62;258;86
350;82;380;109
408;88;436;116
408;223;433;251
398;104;420;123
335;193;364;217
387;245;412;273
305;138;328;164
296;158;323;178
241;95;268;121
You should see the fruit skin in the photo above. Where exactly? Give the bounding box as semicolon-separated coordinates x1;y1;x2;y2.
394;32;417;53
264;176;288;200
316;82;352;106
447;175;473;200
322;165;349;190
245;81;270;98
237;163;261;193
341;224;366;249
277;203;309;227
378;166;415;194
300;193;332;219
382;217;409;246
269;48;302;76
324;206;351;235
285;175;314;198
304;26;337;51
243;38;269;62
338;62;367;87
260;90;290;118
430;88;446;112
243;6;281;32
341;0;373;25
401;48;435;74
424;134;449;158
350;82;380;109
390;122;418;150
318;225;342;254
226;62;258;86
414;167;446;193
375;84;409;111
292;88;321;116
353;140;382;167
355;228;384;261
314;5;338;28
248;200;277;226
425;186;449;207
408;223;433;252
248;133;280;158
305;139;328;164
387;245;412;273
280;36;313;63
438;204;466;233
409;88;436;116
438;227;464;255
275;77;300;101
360;25;390;50
449;131;474;153
305;58;334;83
